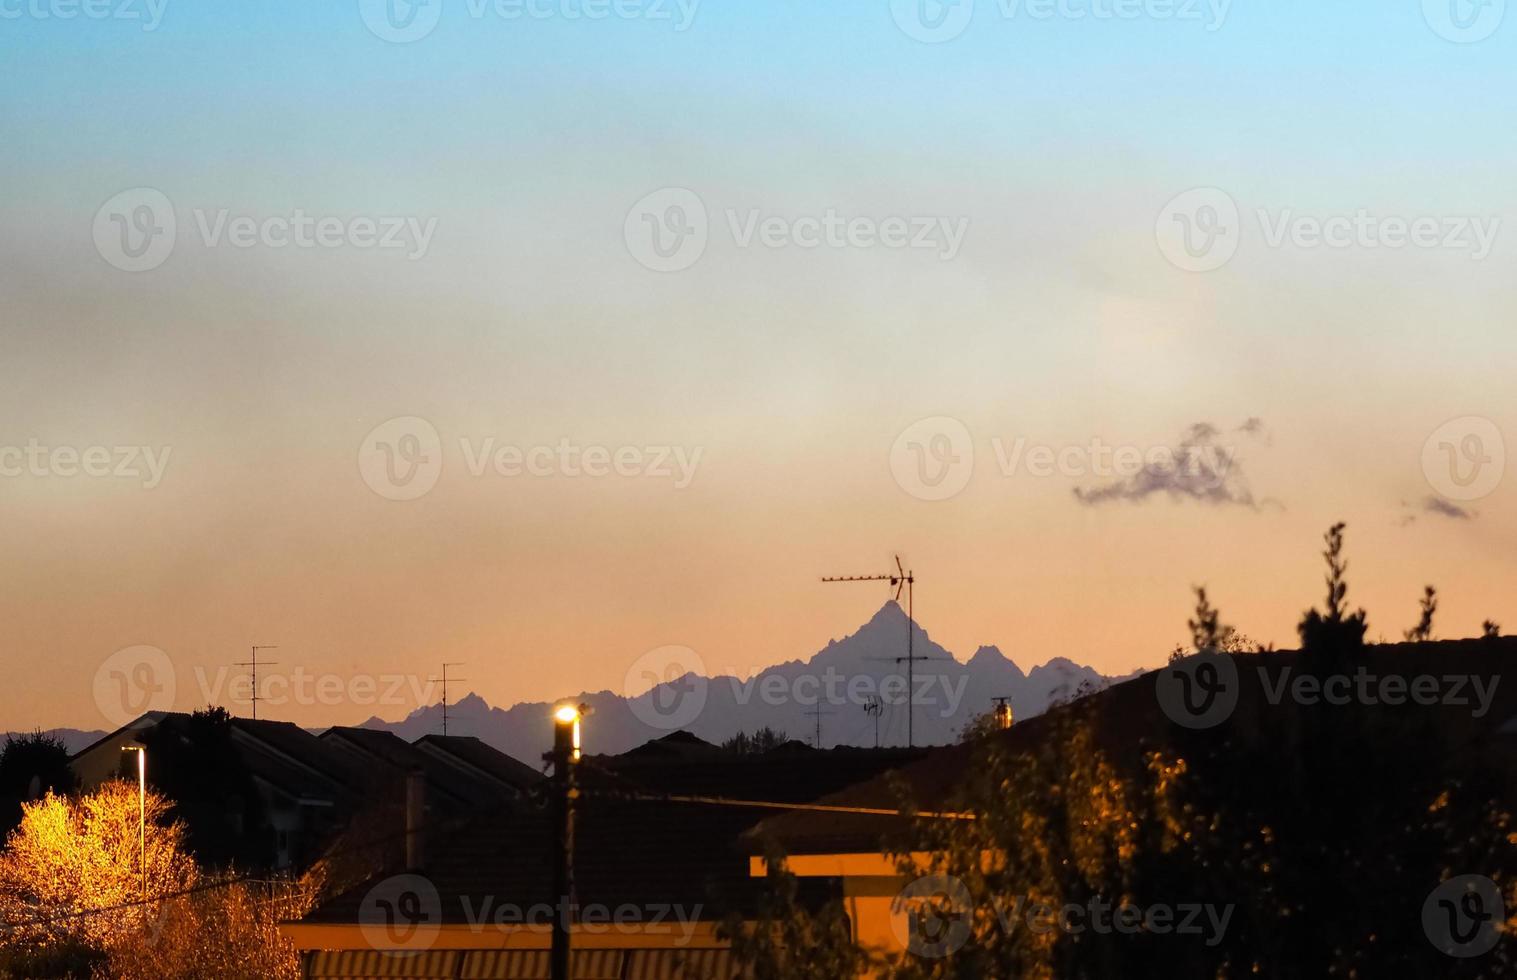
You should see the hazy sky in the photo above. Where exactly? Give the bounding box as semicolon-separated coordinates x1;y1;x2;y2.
1;1;1513;733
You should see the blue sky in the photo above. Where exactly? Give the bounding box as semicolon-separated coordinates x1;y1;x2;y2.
1;1;1514;729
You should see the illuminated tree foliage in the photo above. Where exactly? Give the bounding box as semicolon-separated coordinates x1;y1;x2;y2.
0;780;316;979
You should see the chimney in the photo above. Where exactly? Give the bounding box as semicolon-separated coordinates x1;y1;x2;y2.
405;769;425;871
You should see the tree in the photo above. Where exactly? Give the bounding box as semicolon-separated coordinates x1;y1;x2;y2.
721;727;790;755
138;707;273;868
1188;586;1227;653
1297;522;1368;654
1403;585;1437;642
0;780;315;978
723;847;872;980
0;780;197;965
0;732;77;837
1483;620;1501;640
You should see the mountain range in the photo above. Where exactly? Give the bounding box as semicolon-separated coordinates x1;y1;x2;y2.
359;602;1133;763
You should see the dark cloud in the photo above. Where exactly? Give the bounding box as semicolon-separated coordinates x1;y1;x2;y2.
1073;421;1261;509
1422;496;1474;521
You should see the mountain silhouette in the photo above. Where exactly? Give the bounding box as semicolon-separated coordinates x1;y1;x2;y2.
358;603;1124;763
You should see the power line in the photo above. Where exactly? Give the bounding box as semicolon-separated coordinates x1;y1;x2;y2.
579;786;974;821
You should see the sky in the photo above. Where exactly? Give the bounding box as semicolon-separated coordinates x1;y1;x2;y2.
1;0;1514;733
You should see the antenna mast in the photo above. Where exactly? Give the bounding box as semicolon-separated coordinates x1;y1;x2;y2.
431;663;467;736
804;702;836;749
863;696;884;748
823;555;939;747
233;646;279;721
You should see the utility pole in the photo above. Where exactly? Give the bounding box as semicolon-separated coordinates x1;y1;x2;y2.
431;663;466;736
823;556;940;747
233;646;279;720
804;703;836;749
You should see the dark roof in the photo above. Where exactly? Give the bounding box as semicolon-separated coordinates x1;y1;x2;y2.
299;743;923;930
67;711;171;761
304;795;836;927
615;730;723;761
319;726;507;810
748;636;1517;855
412;734;544;791
72;712;360;805
224;718;364;803
593;742;928;805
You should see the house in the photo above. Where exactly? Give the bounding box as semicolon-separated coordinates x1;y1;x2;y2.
71;712;361;869
282;734;926;978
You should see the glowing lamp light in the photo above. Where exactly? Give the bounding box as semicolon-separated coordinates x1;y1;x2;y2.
553;704;584;762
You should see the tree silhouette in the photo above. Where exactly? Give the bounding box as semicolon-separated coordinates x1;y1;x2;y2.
1187;586;1228;653
721;727;791;755
1403;585;1438;642
1297;522;1368;654
0;732;76;837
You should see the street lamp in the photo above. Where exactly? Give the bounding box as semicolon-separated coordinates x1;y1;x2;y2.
548;704;588;980
121;746;146;902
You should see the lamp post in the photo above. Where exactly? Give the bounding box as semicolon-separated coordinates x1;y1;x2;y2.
121;746;146;902
548;704;586;980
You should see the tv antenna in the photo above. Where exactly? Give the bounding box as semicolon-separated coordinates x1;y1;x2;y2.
804;702;836;750
823;555;941;748
233;646;279;720
863;696;884;748
431;663;467;736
